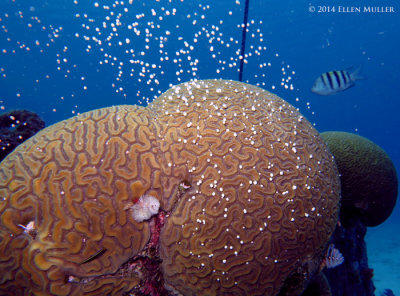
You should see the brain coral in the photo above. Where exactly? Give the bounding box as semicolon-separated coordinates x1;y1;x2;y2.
0;105;158;295
321;131;398;227
0;79;340;296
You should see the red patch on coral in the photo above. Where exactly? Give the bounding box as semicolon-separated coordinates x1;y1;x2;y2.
138;210;167;295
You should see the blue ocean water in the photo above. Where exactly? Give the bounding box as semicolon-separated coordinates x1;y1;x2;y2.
1;0;399;294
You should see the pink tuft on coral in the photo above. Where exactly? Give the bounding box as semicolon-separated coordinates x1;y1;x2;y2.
130;194;160;222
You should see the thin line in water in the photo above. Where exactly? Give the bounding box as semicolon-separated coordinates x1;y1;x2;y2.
239;0;250;82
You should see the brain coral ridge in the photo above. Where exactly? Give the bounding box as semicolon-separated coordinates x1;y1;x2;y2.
0;79;340;296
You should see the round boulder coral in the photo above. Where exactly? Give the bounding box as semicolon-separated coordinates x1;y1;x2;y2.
0;80;340;295
151;80;340;295
321;131;398;227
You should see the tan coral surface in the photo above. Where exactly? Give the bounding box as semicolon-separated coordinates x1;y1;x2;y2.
0;105;158;295
153;80;340;296
0;80;340;295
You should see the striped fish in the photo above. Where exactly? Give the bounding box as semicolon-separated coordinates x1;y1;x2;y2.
311;66;364;95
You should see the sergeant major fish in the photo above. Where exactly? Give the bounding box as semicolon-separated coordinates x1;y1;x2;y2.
311;66;364;95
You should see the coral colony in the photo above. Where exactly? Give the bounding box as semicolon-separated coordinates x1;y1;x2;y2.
0;0;397;295
0;80;341;295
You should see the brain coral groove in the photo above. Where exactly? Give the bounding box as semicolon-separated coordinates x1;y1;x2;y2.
0;79;340;296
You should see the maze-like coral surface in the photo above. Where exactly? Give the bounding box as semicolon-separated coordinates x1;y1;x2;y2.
0;105;159;295
0;80;340;295
151;80;340;295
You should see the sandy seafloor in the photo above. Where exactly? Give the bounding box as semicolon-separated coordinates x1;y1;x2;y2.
366;212;400;296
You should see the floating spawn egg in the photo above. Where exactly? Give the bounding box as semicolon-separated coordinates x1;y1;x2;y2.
0;0;304;121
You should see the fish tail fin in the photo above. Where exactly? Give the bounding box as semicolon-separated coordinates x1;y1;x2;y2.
350;64;366;81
